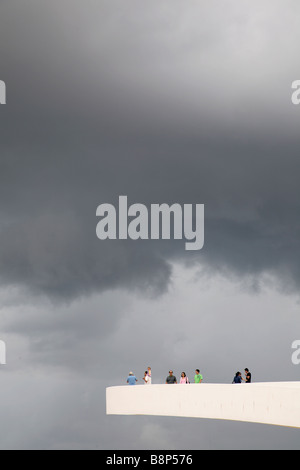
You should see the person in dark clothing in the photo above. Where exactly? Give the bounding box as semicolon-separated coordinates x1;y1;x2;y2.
232;371;242;383
244;368;252;383
166;370;177;384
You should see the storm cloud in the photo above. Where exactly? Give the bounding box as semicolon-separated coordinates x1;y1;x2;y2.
0;0;299;300
0;0;300;450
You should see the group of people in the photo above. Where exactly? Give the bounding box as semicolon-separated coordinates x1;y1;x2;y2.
232;369;252;384
127;366;152;385
126;368;203;385
126;367;252;385
165;369;203;384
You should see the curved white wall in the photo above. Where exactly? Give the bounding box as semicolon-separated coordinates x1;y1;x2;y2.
106;382;300;428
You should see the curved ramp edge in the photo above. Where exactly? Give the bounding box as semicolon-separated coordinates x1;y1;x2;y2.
106;382;300;428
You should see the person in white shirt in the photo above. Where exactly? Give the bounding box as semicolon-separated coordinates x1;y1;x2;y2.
143;371;150;384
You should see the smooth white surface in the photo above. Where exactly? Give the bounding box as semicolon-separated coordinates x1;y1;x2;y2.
106;382;300;428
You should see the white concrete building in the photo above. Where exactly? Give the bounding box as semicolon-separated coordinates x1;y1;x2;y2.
106;382;300;428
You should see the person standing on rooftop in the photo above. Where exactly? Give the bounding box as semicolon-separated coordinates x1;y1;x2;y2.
243;368;252;383
166;370;177;384
232;372;242;384
143;371;150;384
147;366;152;384
127;372;138;385
194;369;203;383
180;372;189;384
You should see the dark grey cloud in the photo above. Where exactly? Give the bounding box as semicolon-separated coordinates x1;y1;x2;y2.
1;270;300;449
0;132;299;300
1;0;299;300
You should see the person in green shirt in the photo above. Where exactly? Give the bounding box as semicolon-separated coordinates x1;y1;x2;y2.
194;369;203;383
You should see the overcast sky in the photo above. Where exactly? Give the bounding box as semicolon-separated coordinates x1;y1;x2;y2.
0;0;300;450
